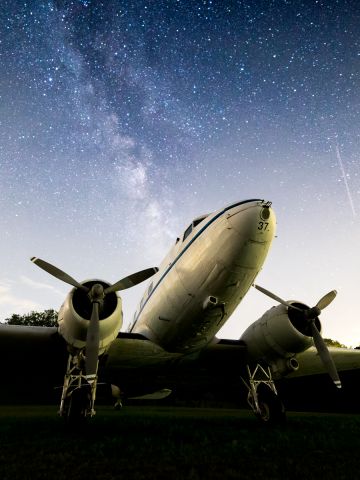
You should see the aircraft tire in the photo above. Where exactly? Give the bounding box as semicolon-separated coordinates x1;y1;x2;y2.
65;387;91;424
255;383;286;424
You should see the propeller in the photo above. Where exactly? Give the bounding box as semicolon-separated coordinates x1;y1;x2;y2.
85;285;103;381
31;257;89;292
253;284;341;389
104;268;159;294
252;284;303;312
31;257;158;380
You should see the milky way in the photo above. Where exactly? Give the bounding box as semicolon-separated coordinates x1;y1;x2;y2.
1;1;359;345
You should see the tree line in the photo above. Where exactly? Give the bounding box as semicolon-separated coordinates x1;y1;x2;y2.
3;309;58;327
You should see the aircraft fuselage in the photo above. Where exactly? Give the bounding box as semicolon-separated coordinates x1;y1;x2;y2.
130;199;276;352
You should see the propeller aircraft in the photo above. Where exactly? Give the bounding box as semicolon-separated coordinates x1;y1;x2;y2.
1;199;359;423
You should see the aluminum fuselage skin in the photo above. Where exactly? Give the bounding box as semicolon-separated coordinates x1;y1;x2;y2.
130;199;276;353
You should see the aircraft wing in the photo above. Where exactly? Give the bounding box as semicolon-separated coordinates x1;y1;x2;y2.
0;324;67;402
276;347;360;412
288;347;360;378
104;332;183;370
0;326;182;403
2;323;360;413
101;337;360;412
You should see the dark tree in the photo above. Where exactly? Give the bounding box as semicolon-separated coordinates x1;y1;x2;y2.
4;309;58;327
323;338;348;348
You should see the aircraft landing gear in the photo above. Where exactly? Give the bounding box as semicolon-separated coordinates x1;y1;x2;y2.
59;353;98;422
111;384;123;410
241;364;286;424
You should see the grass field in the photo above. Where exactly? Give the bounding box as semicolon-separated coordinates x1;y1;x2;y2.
0;406;359;479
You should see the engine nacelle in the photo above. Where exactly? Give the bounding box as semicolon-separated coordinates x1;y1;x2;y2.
240;302;321;377
57;280;122;354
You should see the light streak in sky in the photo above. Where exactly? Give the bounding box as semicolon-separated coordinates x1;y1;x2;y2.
335;144;356;218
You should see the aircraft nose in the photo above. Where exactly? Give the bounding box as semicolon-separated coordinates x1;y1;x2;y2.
226;200;276;240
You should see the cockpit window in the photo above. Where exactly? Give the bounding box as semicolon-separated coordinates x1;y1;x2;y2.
192;214;208;228
183;214;208;242
183;224;193;241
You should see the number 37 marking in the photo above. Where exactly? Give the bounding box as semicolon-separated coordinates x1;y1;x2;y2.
258;221;269;231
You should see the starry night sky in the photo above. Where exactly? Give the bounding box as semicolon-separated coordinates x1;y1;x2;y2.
1;0;359;346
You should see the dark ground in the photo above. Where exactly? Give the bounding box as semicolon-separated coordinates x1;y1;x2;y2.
0;406;359;480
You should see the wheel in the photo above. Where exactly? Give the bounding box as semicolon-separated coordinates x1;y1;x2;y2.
255;383;286;424
65;387;91;424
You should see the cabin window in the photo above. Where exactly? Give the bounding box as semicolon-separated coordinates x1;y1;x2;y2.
183;224;193;241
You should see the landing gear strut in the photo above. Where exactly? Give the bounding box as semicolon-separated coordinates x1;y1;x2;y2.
59;353;98;422
241;364;286;424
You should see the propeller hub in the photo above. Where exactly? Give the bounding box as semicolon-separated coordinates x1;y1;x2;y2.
89;283;105;304
306;306;321;320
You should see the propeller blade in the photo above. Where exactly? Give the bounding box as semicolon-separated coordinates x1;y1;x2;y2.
253;284;303;312
311;322;342;389
104;267;159;294
316;290;337;311
31;257;88;292
85;302;100;379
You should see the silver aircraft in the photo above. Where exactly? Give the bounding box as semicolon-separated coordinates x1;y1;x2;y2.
1;199;359;422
